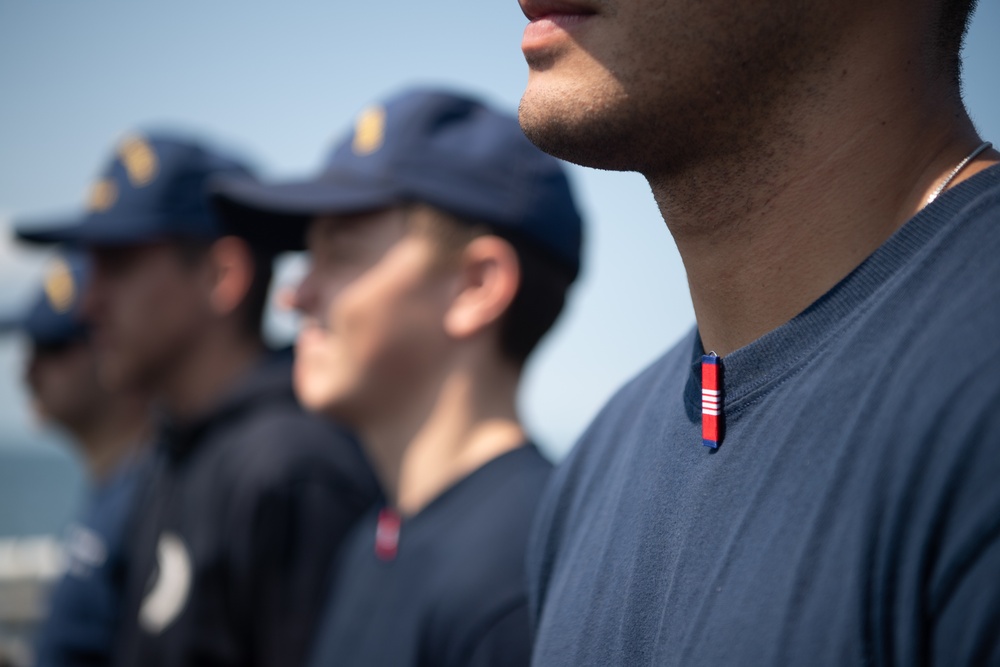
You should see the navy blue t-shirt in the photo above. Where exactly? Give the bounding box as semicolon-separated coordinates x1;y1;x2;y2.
34;457;145;667
529;165;1000;666
308;445;552;667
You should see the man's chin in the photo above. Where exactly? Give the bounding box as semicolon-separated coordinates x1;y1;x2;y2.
519;78;636;172
29;399;52;425
296;389;333;414
294;380;351;419
98;361;143;395
519;90;581;163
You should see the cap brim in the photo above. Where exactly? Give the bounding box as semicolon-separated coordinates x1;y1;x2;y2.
211;174;402;252
14;215;89;245
15;214;188;247
0;309;88;344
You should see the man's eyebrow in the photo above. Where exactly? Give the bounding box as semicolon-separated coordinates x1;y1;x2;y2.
313;215;372;239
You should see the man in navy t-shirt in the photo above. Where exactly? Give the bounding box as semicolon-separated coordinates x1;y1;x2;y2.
515;0;999;664
0;252;150;667
212;88;584;667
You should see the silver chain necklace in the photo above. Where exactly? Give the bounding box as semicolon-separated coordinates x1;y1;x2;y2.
924;141;993;206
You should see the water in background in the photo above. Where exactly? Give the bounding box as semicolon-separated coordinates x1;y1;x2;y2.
0;330;87;538
0;435;84;538
0;436;83;666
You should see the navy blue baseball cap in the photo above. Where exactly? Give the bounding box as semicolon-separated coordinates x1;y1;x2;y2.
0;252;90;346
212;88;584;279
16;133;254;246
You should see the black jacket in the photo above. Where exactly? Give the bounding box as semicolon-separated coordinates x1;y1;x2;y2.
113;353;380;667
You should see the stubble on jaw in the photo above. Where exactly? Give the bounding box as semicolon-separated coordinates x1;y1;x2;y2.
519;45;637;172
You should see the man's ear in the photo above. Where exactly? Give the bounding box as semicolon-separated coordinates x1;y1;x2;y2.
207;236;255;317
443;236;520;340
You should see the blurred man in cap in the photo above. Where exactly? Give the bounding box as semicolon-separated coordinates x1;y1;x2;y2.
17;132;379;667
213;87;583;667
0;251;149;667
514;0;1000;664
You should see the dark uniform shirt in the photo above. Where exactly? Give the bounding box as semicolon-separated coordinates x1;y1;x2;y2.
528;166;1000;665
308;444;552;667
113;353;379;667
34;458;145;667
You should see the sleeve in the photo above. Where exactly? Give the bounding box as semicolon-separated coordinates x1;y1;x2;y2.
459;602;533;667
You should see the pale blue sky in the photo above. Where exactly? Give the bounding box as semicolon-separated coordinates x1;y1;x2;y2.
1;0;998;460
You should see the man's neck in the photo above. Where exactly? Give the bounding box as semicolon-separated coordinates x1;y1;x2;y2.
647;26;997;357
74;397;151;482
160;328;264;422
360;360;525;518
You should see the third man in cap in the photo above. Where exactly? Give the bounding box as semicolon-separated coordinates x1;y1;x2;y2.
214;88;584;667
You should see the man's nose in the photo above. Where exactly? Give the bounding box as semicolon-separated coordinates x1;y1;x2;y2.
80;261;106;323
291;271;318;315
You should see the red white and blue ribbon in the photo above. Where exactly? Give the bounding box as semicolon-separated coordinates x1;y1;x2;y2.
375;508;401;561
702;354;721;448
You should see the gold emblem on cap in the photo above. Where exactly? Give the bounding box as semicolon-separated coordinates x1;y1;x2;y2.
87;178;119;212
44;259;76;313
352;106;386;156
118;135;159;187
